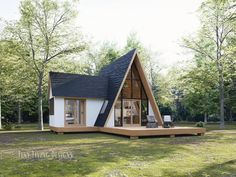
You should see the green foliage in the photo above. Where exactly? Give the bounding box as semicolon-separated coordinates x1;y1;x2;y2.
1;0;86;128
181;0;236;123
86;42;121;74
195;121;205;127
2;120;13;130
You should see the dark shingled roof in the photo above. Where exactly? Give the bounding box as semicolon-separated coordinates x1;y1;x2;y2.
95;49;136;126
50;72;108;99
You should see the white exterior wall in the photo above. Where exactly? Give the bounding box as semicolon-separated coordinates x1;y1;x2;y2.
86;99;104;126
49;96;104;127
149;101;154;116
106;107;114;127
49;97;65;127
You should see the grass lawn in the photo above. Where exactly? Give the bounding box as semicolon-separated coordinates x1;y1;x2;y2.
0;123;49;131
176;122;236;131
0;123;236;177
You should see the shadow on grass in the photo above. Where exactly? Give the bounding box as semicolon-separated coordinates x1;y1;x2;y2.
193;159;236;177
160;159;236;177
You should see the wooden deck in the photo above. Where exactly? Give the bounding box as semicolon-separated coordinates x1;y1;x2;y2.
49;126;99;133
50;126;206;138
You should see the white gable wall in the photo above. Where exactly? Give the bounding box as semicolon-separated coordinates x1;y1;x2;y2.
86;99;104;126
49;97;65;127
149;101;155;116
106;107;114;127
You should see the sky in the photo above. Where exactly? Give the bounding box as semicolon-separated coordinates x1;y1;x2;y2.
0;0;202;69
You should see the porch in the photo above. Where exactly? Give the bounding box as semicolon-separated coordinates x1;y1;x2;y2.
99;126;206;138
50;126;206;138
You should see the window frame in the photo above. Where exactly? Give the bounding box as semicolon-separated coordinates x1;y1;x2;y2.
49;98;54;115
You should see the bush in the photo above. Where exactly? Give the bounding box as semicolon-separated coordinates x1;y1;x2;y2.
195;121;205;127
3;121;14;130
15;125;22;129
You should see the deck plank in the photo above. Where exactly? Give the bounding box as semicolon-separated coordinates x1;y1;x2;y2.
50;126;206;137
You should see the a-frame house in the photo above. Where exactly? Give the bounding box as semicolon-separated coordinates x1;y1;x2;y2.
49;49;205;137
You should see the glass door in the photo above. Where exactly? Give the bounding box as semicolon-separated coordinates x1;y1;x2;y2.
123;99;140;126
65;99;86;126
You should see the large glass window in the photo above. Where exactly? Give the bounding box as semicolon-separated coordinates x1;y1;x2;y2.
122;65;142;99
114;100;122;126
114;63;149;127
100;100;108;114
49;98;54;115
122;80;131;98
132;80;141;99
132;64;140;80
141;100;148;126
65;99;86;126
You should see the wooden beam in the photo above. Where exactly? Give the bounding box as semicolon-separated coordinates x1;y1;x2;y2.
99;127;206;137
49;126;99;133
134;56;164;126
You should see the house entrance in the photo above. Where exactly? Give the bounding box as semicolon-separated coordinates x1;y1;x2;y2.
65;99;86;126
123;99;141;126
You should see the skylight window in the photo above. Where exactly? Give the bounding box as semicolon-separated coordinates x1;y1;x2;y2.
100;100;108;114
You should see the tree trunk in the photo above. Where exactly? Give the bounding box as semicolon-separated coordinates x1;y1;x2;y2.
229;108;233;121
0;95;2;129
216;19;225;129
18;102;22;124
38;72;44;131
204;113;208;124
219;68;225;129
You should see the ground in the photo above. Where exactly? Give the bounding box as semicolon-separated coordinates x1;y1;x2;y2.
0;123;235;177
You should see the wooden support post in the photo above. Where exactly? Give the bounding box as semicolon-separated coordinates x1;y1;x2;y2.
170;135;175;138
130;136;139;140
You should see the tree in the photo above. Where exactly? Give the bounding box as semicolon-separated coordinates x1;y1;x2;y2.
123;32;154;75
180;59;218;122
86;42;120;74
0;40;36;124
3;0;86;130
183;0;236;128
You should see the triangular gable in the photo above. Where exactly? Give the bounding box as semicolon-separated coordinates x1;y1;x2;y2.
95;49;136;126
95;49;163;126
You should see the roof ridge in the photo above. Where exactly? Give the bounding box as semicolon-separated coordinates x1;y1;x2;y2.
49;71;106;78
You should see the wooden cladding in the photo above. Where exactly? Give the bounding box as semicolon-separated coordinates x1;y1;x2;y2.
134;56;164;125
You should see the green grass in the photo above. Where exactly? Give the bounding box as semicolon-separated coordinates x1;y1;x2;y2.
0;123;236;177
176;122;236;131
0;123;49;131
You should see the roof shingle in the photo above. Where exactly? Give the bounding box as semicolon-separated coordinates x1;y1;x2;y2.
50;72;108;99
